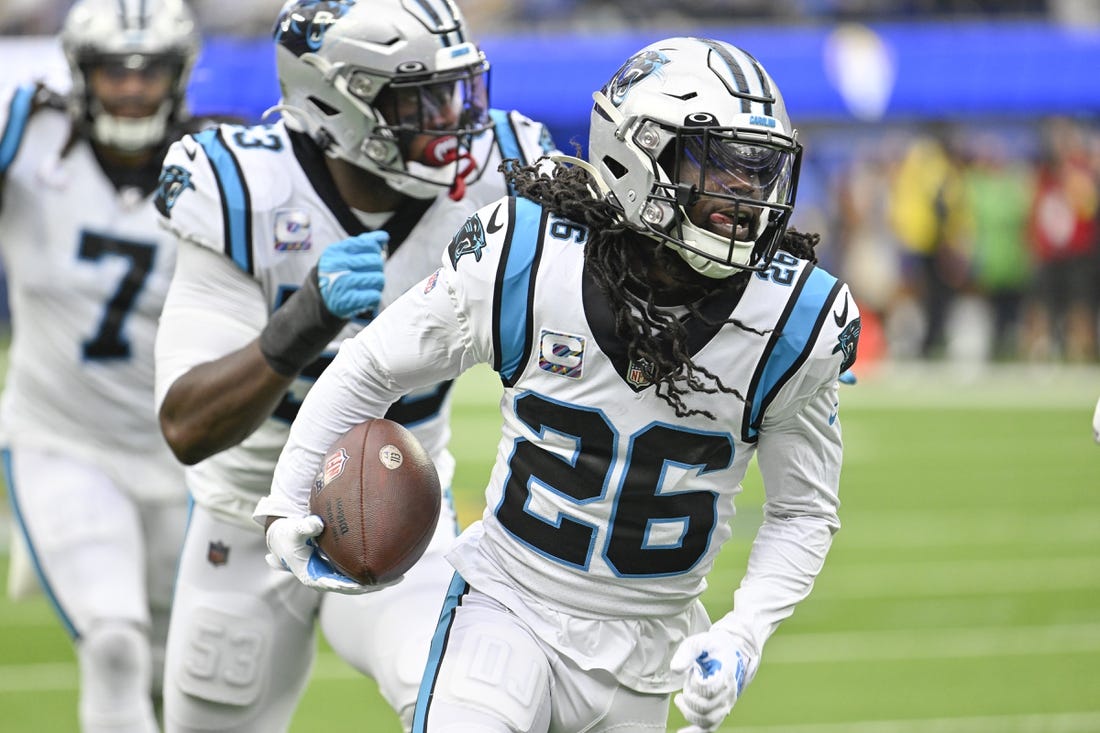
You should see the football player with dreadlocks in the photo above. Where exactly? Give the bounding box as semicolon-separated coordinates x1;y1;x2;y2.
263;36;860;732
0;0;209;730
152;0;555;730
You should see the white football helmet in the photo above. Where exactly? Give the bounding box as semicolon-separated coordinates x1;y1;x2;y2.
60;0;199;151
587;37;802;277
272;0;492;199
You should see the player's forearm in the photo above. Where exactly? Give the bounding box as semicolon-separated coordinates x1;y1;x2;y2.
159;340;294;464
716;512;836;657
265;339;401;517
726;426;840;655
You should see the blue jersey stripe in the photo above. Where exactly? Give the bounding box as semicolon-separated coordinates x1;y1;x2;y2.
0;85;36;175
490;109;522;163
749;266;838;437
496;197;542;382
193;129;252;273
411;572;469;732
2;448;79;640
490;109;522;196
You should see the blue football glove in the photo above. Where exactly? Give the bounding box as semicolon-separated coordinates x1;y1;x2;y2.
259;231;389;376
316;231;388;320
839;369;857;385
670;629;752;732
264;515;375;595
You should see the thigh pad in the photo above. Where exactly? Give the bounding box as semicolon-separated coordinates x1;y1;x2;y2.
171;605;271;707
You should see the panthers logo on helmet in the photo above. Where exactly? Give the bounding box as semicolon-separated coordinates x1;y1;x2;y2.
448;214;487;269
603;49;669;107
833;317;861;372
274;0;355;56
154;164;195;217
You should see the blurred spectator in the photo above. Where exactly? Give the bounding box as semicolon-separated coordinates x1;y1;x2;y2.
887;124;968;359
460;0;516;32
0;0;285;37
1050;0;1100;25
959;133;1035;360
835;137;904;357
1023;117;1099;362
0;0;66;34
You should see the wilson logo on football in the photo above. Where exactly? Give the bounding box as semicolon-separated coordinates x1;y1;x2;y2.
323;448;350;485
378;445;404;470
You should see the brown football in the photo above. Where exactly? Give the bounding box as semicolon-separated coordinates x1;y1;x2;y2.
309;418;441;586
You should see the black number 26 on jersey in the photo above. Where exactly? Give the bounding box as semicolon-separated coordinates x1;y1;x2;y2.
496;393;734;577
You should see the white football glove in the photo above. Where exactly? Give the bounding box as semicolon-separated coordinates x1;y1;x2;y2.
1092;396;1100;444
264;515;381;595
670;628;752;733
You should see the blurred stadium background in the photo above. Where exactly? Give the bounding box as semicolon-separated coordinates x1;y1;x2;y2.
2;0;1100;730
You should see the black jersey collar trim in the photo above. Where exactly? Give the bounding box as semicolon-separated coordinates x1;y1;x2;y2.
287;130;434;253
581;265;745;392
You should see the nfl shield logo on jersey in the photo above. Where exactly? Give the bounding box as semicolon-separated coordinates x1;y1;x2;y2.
274;209;312;251
423;268;441;294
626;358;654;390
539;329;585;379
207;541;230;567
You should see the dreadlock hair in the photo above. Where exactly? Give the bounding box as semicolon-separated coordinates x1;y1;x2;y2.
780;227;820;264
503;157;820;419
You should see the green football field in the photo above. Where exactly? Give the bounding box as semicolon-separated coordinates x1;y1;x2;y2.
2;361;1099;732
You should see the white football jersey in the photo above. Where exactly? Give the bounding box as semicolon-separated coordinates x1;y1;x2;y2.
0;83;184;498
268;194;859;690
157;113;555;526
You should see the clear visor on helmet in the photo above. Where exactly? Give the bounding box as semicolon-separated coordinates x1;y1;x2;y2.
642;123;801;272
82;52;181;83
365;61;490;136
676;131;796;204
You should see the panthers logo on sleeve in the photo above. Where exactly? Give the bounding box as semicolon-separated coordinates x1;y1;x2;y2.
154;164;196;217
834;317;861;373
831;292;861;372
448;212;488;269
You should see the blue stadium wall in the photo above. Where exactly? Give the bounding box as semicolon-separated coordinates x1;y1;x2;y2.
189;20;1100;148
